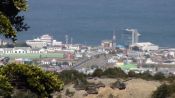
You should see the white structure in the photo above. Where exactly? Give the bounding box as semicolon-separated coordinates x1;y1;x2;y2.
131;42;159;51
0;47;31;54
108;58;116;63
68;44;81;51
40;34;53;45
126;28;141;45
112;30;117;48
101;40;113;49
75;52;83;58
65;35;69;45
26;34;62;48
47;46;62;52
145;58;158;64
26;38;47;48
52;40;62;46
0;47;48;54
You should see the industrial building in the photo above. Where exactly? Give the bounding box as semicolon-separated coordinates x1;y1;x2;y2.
131;42;159;51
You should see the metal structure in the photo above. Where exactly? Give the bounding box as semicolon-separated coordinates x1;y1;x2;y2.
65;34;69;44
125;28;141;45
112;30;117;48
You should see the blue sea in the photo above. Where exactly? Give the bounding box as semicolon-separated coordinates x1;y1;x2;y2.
18;0;175;47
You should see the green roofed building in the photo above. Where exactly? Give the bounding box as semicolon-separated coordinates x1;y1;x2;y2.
120;64;138;70
2;53;64;59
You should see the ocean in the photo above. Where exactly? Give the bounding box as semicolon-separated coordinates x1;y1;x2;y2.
18;0;175;47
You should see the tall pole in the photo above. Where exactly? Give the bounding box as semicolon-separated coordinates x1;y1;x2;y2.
112;30;116;49
65;34;68;45
132;29;135;45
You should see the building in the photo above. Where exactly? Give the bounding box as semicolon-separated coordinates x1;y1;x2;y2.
47;46;63;52
0;47;31;54
26;38;47;48
101;40;113;49
67;44;82;51
26;34;62;48
131;42;159;51
52;40;62;46
40;34;53;45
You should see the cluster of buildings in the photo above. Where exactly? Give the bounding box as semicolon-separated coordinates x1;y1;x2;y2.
0;35;78;67
0;29;175;75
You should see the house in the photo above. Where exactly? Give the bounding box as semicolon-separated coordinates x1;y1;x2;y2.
0;47;31;54
101;40;113;49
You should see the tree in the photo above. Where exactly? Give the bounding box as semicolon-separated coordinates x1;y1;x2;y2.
0;74;13;97
103;68;127;78
0;64;64;97
92;69;103;77
0;0;29;41
152;84;170;98
154;72;165;80
128;71;137;77
59;70;87;84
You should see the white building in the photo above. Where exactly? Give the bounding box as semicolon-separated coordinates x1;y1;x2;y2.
47;46;62;52
0;47;31;54
26;34;62;48
68;44;81;51
131;42;159;51
26;38;47;48
0;47;47;54
52;40;62;46
40;34;53;45
101;40;113;49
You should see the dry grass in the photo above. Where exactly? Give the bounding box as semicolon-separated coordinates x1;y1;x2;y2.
61;78;161;98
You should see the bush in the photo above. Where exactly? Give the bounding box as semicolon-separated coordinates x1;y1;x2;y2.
59;70;87;84
103;68;127;78
138;71;153;80
153;72;165;80
92;69;103;77
128;71;137;77
152;84;170;98
0;63;64;98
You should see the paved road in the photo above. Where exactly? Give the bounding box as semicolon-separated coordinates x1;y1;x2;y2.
72;54;114;69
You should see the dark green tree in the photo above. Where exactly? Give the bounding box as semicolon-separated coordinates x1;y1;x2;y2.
154;72;165;80
152;84;170;98
0;0;29;41
0;74;13;97
103;68;127;78
59;70;87;84
0;64;64;97
92;69;103;77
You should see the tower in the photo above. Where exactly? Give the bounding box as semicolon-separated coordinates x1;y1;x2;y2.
112;30;116;48
134;29;141;44
125;28;141;45
65;34;68;44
